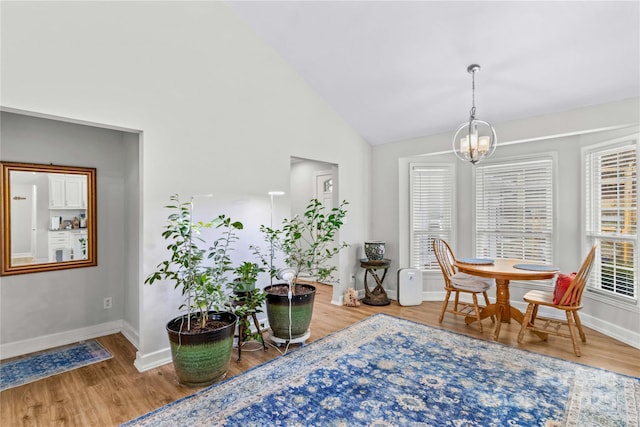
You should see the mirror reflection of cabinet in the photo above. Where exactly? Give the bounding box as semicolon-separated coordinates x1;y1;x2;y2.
1;161;97;276
48;231;71;262
49;174;87;209
48;229;87;262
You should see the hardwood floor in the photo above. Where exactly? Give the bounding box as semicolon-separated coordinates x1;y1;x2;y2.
2;284;639;426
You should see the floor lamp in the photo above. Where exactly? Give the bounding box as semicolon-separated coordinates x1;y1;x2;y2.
267;191;285;285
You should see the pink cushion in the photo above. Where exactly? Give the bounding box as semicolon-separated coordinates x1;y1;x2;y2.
553;272;577;305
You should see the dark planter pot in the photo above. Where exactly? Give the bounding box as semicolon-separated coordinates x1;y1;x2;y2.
166;311;237;388
265;283;316;340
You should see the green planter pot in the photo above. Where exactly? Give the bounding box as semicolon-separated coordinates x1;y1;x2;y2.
166;311;237;387
265;283;316;340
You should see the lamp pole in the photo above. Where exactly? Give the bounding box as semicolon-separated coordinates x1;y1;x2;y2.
267;191;285;285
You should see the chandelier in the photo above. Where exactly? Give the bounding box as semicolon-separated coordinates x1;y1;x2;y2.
452;64;497;165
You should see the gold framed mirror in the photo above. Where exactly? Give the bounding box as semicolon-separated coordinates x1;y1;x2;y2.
1;162;97;275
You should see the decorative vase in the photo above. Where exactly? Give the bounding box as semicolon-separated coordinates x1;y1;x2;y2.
365;241;386;261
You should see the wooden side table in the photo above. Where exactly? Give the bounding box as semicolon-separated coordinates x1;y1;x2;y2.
360;258;391;306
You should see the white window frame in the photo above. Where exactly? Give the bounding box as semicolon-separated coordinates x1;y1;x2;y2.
473;155;555;265
583;134;638;302
409;163;456;271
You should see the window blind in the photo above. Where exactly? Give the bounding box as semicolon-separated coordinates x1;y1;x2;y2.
410;164;454;270
475;159;554;263
585;140;637;299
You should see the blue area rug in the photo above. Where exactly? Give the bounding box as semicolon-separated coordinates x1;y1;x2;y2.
122;314;640;426
0;340;112;391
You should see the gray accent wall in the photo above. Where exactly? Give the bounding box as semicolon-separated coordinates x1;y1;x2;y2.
0;112;136;353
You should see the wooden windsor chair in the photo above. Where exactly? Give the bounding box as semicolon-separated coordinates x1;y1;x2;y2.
433;239;495;332
517;245;597;356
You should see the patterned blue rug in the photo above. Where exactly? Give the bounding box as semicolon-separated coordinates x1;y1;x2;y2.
0;340;112;391
122;314;640;426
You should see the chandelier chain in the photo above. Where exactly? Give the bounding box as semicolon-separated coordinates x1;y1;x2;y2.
469;69;476;119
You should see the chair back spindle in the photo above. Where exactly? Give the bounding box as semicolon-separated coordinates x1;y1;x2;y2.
433;239;457;290
558;245;597;307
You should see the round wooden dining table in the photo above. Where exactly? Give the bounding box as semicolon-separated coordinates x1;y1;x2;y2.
453;258;558;341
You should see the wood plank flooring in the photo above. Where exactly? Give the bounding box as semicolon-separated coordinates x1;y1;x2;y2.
2;284;639;426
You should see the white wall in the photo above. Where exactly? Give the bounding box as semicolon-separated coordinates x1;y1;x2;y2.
123;132;141;343
0;112;131;357
0;2;370;368
373;98;640;348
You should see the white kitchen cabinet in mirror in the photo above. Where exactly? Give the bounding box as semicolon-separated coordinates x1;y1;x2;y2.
1;161;97;275
49;174;86;209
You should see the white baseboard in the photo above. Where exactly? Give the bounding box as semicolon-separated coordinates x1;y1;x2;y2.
134;347;172;372
567;310;640;349
386;288;397;301
0;320;124;361
120;320;140;350
422;291;442;301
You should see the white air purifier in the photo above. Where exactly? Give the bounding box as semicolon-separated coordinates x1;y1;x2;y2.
398;268;422;306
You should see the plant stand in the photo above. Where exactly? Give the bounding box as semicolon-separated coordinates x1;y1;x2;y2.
360;258;391;306
267;329;310;347
236;312;267;361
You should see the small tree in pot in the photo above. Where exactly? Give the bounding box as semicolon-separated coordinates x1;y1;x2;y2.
145;194;243;387
253;199;348;342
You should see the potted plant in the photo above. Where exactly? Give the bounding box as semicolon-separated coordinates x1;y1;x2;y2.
253;199;348;342
145;194;243;387
230;261;268;359
231;261;265;293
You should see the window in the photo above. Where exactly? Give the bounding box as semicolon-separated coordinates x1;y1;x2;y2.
585;137;637;300
410;164;455;270
475;158;554;263
323;178;333;193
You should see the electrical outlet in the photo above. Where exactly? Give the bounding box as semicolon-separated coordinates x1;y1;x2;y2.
103;297;112;309
350;274;356;283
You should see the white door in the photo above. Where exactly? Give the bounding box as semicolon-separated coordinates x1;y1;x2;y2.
315;171;334;210
10;184;36;261
314;170;339;283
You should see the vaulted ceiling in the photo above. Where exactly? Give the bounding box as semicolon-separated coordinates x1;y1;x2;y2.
228;1;640;146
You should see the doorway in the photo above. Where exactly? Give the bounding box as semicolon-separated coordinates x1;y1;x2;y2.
10;183;37;263
290;157;339;283
290;157;338;215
